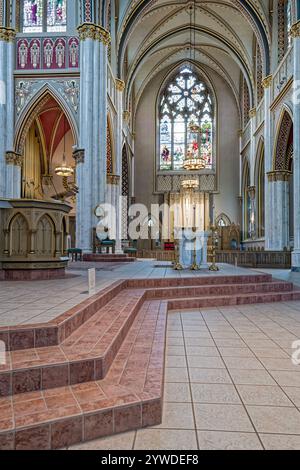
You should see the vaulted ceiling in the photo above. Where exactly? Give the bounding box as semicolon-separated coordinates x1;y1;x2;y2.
115;0;272;113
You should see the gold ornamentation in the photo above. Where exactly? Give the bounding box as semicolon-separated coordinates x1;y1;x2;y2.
0;27;16;42
5;152;23;167
73;149;85;165
77;23;111;45
290;21;300;39
107;174;120;185
123;110;130;122
115;79;125;92
262;75;273;89
267;171;292;182
249;108;256;119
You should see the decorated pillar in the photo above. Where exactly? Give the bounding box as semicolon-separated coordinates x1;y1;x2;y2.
0;26;16;198
247;186;256;239
76;23;110;252
114;78;125;253
248;108;256;184
267;171;291;250
262;75;273;250
291;21;300;269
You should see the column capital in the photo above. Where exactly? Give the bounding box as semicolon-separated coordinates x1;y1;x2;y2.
262;75;273;89
247;186;256;199
5;151;23;167
249;108;256;119
0;27;16;42
267;170;292;182
115;79;125;92
237;129;243;137
72;148;85;165
77;23;111;45
107;174;120;185
290;20;300;38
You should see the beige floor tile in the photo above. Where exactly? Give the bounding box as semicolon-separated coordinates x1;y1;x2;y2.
214;339;247;348
260;358;300;371
282;387;300;406
210;331;241;339
189;368;232;384
165;367;189;383
69;431;135;450
155;402;195;430
270;370;300;387
167;331;183;338
184;337;215;347
194;404;254;432
244;339;280;348
223;357;264;371
188;356;225;369
166;356;187;368
184;331;212;338
230;369;276;386
198;431;263;450
191;383;241;404
166;346;185;356
218;348;255;358
247;405;300;434
186;346;220;357
164;382;192;403
135;429;198;450
260;433;300;450
251;348;289;359
237;385;293;406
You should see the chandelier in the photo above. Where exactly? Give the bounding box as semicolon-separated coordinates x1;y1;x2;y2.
181;177;199;190
54;116;74;178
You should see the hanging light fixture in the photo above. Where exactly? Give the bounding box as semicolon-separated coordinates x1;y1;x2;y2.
183;0;206;172
54;115;74;178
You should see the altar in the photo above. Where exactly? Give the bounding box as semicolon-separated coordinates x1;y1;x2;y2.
175;228;209;269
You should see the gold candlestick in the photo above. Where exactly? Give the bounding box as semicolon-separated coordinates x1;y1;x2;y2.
190;227;200;271
209;224;219;272
173;237;183;271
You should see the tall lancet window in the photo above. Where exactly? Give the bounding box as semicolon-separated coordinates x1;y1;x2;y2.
159;66;214;171
23;0;67;32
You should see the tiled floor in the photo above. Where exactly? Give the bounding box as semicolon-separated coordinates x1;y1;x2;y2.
0;261;274;326
69;302;300;450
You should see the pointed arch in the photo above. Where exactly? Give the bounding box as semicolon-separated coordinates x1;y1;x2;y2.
255;137;265;238
15;84;78;156
242;158;251;240
273;106;293;171
107;113;115;175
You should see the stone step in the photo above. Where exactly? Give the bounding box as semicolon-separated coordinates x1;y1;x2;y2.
0;289;146;397
0;301;167;450
145;281;294;299
83;254;135;262
126;273;273;288
168;290;300;310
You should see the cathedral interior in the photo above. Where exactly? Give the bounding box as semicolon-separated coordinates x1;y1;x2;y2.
1;0;300;452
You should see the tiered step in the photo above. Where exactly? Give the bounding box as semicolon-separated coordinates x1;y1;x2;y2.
0;301;167;450
1;273;299;450
83;254;135;263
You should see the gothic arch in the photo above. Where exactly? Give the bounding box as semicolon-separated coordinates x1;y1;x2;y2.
255;137;265;238
15;85;78;156
216;213;232;227
36;214;55;257
9;213;29;257
273;107;293;171
107;114;115;175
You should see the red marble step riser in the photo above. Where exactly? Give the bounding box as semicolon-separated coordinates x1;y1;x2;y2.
0;297;146;398
0;282;125;352
168;291;300;310
146;282;294;299
83;255;135;263
0;398;162;450
126;274;273;288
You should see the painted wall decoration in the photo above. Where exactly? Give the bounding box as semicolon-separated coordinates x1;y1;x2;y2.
17;37;79;70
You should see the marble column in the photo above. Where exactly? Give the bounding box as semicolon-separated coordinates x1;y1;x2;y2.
291;21;300;269
262;75;273;250
76;23;110;252
267;171;291;250
114;79;125;253
247;186;256;239
0;27;17;198
248;108;256;185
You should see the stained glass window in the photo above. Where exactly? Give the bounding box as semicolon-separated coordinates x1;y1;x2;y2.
47;0;67;32
23;0;67;32
159;67;214;171
23;0;43;32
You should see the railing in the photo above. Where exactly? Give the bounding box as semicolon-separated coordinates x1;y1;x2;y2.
216;250;291;269
107;63;117;108
272;46;294;101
